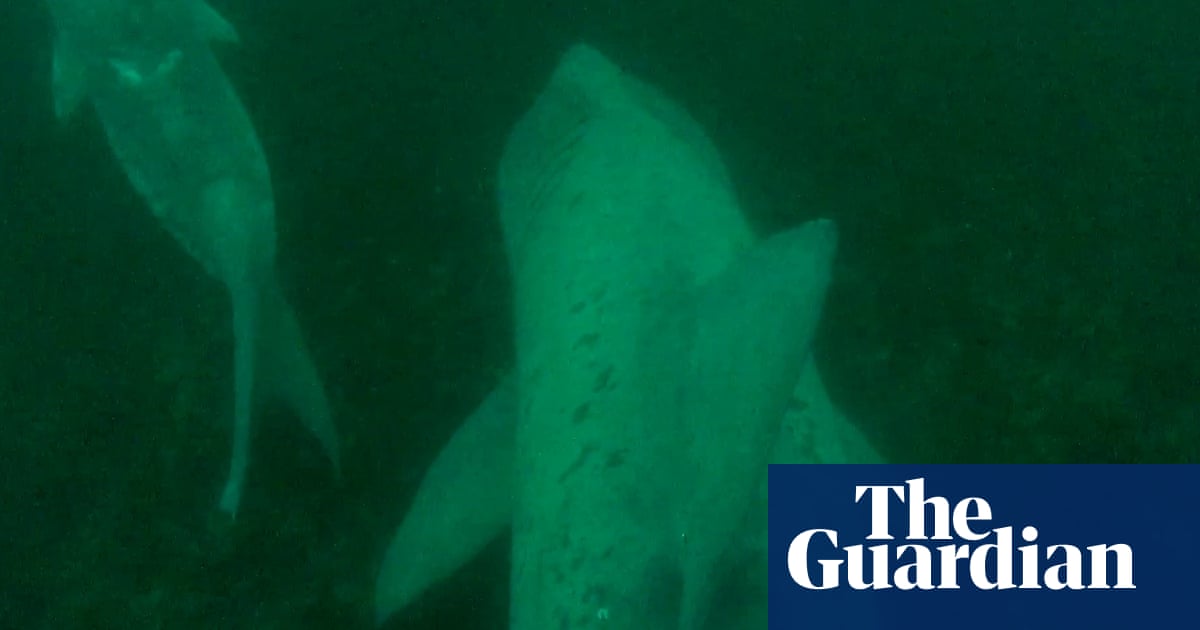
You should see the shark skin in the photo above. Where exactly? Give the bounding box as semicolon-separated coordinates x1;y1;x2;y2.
45;0;339;517
371;357;883;627
497;42;844;630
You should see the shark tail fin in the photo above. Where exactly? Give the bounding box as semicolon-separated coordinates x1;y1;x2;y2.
258;279;341;475
678;218;838;630
218;282;259;517
217;278;339;518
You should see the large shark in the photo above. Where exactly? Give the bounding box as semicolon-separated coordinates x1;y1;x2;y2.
45;0;339;517
376;42;881;628
498;42;842;630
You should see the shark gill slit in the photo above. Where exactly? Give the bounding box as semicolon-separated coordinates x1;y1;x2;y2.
515;113;588;255
557;443;597;483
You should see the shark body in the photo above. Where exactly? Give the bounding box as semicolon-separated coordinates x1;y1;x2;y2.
376;42;892;628
45;0;339;516
375;42;877;629
497;42;841;630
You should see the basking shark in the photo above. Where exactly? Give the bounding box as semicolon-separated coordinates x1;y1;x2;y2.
500;42;842;630
375;43;881;628
45;0;339;516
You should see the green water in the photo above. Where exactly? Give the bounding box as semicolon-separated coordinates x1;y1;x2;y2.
1;1;1196;627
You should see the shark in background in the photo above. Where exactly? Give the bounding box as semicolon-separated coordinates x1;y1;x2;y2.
44;0;339;517
375;43;883;628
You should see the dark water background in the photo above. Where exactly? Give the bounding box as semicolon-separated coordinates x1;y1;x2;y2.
1;1;1197;627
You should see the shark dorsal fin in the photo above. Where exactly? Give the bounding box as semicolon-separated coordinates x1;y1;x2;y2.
678;218;839;630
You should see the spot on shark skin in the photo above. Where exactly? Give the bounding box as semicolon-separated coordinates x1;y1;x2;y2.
557;444;597;483
573;332;600;349
604;448;628;469
572;402;591;423
592;365;615;392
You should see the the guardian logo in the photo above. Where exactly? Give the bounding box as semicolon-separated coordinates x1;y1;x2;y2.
787;478;1136;591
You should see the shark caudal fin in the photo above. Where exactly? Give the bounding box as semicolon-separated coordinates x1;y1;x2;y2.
218;278;339;517
678;218;838;630
218;281;259;517
259;279;341;475
374;378;516;626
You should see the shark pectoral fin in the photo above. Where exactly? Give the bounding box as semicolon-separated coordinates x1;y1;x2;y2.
679;218;839;630
192;0;241;44
52;38;87;121
785;358;885;465
258;280;340;476
375;377;517;627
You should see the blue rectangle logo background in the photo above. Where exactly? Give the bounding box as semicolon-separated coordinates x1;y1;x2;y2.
768;465;1200;629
